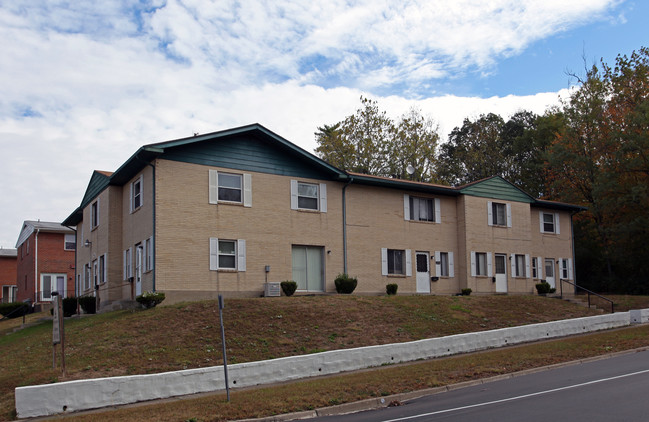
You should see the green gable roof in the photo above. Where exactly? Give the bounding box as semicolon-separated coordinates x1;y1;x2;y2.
459;176;534;203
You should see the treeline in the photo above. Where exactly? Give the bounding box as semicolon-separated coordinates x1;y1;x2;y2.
315;47;649;294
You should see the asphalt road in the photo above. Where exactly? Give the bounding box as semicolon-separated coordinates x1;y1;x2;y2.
313;350;649;422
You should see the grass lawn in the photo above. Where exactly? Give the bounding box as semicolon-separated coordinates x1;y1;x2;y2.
1;294;648;421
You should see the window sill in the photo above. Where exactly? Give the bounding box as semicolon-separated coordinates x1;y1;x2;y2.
217;269;238;273
386;274;407;278
408;219;438;224
295;208;321;213
130;206;143;215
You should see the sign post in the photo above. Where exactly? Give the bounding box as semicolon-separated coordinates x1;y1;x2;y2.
51;292;66;377
218;294;230;402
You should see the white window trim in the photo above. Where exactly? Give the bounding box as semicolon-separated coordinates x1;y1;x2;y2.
41;273;66;301
130;175;143;213
539;211;561;234
64;233;76;251
290;180;327;212
209;238;246;271
124;248;133;279
434;251;455;277
559;258;573;280
209;170;252;207
145;236;153;272
381;248;412;276
488;201;512;227
537;256;543;279
99;254;107;284
471;251;493;277
91;198;100;229
404;195;441;223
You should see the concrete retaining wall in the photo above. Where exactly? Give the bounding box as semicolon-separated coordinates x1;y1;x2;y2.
15;311;637;418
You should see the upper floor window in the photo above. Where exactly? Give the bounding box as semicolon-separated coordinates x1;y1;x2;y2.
208;170;252;207
404;195;440;223
540;212;560;234
291;180;327;212
488;201;511;227
91;200;99;228
64;234;76;251
131;176;143;212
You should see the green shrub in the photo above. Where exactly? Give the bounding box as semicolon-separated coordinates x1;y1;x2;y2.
78;296;97;314
535;282;551;294
334;273;358;294
386;283;398;295
280;280;297;296
136;291;166;308
461;288;472;296
62;297;78;317
0;302;30;319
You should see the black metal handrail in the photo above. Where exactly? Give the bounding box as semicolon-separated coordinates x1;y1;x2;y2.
560;279;614;313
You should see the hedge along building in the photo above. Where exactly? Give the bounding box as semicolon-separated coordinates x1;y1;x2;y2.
63;124;584;309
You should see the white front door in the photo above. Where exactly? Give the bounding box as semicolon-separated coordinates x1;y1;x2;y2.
495;254;508;293
416;252;430;293
545;258;555;288
135;246;143;296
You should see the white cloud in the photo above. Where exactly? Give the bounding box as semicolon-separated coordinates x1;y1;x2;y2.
0;0;624;246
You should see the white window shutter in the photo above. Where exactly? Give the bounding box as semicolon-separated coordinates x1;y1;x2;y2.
243;174;252;207
555;213;561;234
129;248;133;278
470;252;476;277
237;239;246;271
403;195;410;221
405;249;412;277
487;252;493;277
148;236;154;271
209;170;219;204
568;258;573;279
434;251;441;276
290;180;298;210
525;254;531;278
510;253;516;277
487;202;493;226
209;238;218;270
449;252;455;277
539;211;544;233
381;248;388;275
123;250;127;279
506;203;512;227
103;253;108;282
557;257;563;278
434;198;441;224
319;183;327;212
537;256;543;279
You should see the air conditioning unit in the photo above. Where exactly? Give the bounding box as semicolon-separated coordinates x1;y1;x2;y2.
264;282;281;297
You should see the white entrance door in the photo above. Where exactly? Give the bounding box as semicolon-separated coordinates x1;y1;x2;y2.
292;246;324;292
135;245;143;296
545;258;555;288
416;252;430;293
495;254;508;293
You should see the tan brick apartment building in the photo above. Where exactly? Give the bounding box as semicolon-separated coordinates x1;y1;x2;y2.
0;248;18;303
63;124;583;309
15;221;76;306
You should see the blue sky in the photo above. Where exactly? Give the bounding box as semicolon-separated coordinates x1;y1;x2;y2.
0;0;646;247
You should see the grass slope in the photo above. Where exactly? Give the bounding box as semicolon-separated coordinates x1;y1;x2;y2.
1;294;648;421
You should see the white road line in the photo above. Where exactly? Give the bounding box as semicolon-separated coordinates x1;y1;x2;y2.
380;368;649;422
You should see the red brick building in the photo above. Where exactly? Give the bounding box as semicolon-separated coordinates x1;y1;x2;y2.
15;221;75;306
0;248;17;303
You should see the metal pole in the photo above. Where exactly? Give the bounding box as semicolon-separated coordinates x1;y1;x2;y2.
218;295;230;401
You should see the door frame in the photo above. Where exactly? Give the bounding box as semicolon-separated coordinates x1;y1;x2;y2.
292;245;325;292
494;253;508;293
545;258;556;288
415;251;431;294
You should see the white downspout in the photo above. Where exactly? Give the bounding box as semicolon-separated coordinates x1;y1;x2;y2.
34;229;39;303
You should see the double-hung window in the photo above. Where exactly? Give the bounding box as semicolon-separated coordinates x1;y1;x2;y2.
381;248;412;276
560;258;573;279
471;251;492;277
124;247;132;279
488;201;511;227
513;254;528;277
91;200;99;228
84;264;91;290
540;212;560;234
291;180;327;212
64;234;76;251
99;254;106;284
532;257;538;278
208;170;252;206
435;251;454;277
131;176;143;212
209;238;246;271
404;195;441;223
